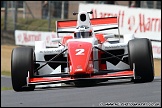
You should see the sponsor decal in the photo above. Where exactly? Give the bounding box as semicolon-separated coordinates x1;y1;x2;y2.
40;50;63;53
105;45;126;49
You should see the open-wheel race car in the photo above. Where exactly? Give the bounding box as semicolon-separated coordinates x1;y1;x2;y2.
11;11;154;92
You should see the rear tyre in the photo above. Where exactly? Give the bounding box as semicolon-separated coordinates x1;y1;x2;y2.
11;47;35;91
128;38;154;83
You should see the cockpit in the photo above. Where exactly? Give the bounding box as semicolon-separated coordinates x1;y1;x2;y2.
75;31;92;38
74;25;92;38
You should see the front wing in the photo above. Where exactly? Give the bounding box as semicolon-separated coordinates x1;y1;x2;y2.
27;71;134;86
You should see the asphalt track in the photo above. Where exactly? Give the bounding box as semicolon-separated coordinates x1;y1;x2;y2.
1;76;161;107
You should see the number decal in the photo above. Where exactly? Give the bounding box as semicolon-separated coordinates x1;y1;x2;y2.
75;49;85;55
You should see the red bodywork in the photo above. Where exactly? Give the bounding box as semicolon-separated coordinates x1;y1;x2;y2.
67;41;93;75
61;35;73;45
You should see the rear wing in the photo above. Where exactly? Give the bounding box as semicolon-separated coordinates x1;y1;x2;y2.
56;17;120;37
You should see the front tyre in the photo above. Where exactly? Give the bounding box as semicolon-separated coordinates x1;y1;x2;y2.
11;47;35;91
128;38;154;83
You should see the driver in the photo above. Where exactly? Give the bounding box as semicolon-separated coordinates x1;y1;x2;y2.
74;25;92;38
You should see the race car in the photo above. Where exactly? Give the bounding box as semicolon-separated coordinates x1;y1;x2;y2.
11;10;154;92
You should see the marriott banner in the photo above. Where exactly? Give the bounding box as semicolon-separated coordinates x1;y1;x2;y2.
79;3;161;59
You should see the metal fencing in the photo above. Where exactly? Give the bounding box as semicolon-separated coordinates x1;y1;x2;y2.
1;1;161;32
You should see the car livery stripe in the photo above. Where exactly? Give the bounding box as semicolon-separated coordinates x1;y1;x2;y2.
57;17;117;28
91;71;133;78
29;77;72;83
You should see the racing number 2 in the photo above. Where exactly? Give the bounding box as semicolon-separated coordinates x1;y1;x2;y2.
75;49;85;55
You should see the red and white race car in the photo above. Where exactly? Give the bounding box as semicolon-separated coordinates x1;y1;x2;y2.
11;11;154;91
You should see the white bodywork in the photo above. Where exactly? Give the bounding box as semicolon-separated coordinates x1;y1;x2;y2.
35;33;135;75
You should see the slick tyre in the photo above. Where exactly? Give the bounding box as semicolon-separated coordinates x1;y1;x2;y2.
11;47;35;91
128;38;154;83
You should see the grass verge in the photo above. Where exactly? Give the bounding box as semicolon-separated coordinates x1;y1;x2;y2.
1;17;59;32
1;87;13;91
1;71;11;77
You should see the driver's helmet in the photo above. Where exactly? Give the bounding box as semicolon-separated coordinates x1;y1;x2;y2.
75;25;92;38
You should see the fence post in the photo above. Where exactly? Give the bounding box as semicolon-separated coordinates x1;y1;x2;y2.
4;1;8;31
14;1;18;32
23;1;26;19
48;1;51;31
61;1;64;19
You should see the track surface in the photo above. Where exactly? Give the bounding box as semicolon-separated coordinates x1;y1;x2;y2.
1;75;12;88
1;77;161;107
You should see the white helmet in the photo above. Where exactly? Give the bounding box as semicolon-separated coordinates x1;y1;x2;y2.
75;25;92;38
